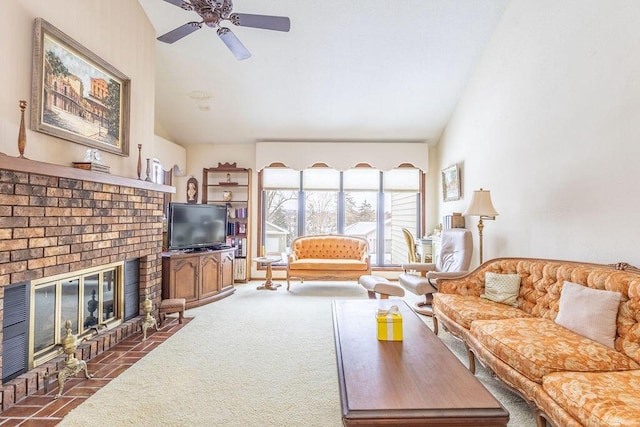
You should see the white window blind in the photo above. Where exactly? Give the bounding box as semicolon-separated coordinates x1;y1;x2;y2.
262;168;299;189
303;168;340;190
384;168;421;191
343;168;380;191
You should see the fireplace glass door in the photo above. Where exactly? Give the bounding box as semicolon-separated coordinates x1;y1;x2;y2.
61;278;80;339
31;262;124;367
33;285;56;354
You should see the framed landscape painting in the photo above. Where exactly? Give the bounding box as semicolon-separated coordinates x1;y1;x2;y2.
442;164;461;201
31;18;130;156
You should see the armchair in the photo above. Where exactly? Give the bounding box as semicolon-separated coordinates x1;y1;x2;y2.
401;227;420;263
398;228;472;316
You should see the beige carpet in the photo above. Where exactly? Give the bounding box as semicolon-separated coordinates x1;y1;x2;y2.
59;281;535;426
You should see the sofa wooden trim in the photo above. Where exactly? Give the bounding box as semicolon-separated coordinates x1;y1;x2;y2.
286;234;371;290
432;257;640;427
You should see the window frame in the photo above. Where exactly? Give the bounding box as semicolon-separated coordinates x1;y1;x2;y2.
258;164;424;269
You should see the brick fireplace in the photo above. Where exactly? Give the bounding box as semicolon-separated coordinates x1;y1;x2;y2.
0;154;174;410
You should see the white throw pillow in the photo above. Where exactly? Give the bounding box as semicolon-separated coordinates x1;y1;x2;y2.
555;280;621;348
481;272;521;307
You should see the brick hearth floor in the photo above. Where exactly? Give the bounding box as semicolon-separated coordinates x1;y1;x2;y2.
0;316;190;426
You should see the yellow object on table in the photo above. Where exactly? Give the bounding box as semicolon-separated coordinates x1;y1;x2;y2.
376;305;403;341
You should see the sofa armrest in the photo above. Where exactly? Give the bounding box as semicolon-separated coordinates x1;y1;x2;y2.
361;254;371;273
436;270;485;296
287;252;298;264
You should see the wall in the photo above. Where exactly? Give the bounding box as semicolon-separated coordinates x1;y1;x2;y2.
436;0;640;268
0;0;155;178
153;135;187;200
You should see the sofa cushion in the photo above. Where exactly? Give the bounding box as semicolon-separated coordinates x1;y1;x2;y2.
288;259;368;271
481;272;521;306
555;280;621;348
434;294;531;330
543;370;640;427
471;317;639;383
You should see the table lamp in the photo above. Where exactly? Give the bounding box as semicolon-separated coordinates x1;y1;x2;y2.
464;188;499;264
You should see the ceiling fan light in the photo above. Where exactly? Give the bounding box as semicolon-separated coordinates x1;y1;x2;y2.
217;27;251;60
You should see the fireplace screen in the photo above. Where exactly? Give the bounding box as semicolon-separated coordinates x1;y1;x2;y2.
31;262;123;367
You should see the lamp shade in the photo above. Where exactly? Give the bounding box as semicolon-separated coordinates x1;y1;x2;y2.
464;188;499;217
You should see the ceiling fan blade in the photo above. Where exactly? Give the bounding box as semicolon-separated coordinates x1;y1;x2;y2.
231;13;291;32
217;27;251;60
161;0;195;13
161;0;190;8
158;22;202;44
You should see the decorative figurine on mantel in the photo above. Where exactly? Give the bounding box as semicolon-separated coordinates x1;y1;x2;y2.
55;319;93;399
145;158;152;182
83;148;105;164
72;149;111;173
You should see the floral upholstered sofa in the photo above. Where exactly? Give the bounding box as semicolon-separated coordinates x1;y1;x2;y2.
432;258;640;427
286;234;370;290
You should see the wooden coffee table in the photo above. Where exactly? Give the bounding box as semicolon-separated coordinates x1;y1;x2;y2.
332;299;509;426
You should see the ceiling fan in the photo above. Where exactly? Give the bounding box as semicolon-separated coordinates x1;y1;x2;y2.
157;0;291;60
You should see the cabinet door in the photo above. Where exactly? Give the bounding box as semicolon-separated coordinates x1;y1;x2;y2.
221;251;235;288
169;256;199;302
200;253;221;298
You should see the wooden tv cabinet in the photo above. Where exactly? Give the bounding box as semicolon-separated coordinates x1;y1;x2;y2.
162;248;235;309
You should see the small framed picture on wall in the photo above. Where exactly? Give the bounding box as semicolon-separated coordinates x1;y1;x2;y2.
442;164;461;202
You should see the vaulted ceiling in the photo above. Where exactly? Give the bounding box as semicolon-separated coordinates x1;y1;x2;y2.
138;0;508;146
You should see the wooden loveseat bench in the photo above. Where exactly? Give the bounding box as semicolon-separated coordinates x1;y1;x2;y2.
286;234;371;290
432;257;640;427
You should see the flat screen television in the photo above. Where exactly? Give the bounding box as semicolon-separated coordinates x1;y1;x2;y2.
167;203;228;251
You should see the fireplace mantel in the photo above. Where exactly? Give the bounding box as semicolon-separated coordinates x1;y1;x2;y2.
0;153;175;194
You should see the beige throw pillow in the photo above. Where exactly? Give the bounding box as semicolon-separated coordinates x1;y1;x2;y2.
555;281;621;348
481;272;521;307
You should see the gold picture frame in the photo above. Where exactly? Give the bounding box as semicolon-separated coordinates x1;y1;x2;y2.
31;18;130;156
442;164;461;202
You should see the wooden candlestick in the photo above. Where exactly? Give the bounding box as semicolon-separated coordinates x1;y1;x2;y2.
137;144;142;179
18;100;27;158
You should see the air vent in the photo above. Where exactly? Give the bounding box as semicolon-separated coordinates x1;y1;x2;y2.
124;259;140;321
2;282;30;382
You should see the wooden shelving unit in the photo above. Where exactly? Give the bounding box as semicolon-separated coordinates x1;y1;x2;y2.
202;162;251;282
